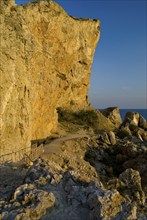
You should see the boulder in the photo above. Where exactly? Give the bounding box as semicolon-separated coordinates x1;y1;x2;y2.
139;115;147;130
2;186;55;220
123;112;140;127
129;125;147;142
87;189;125;219
97;132;111;145
100;107;122;128
97;131;116;145
119;168;145;205
119;112;147;141
107;131;116;145
117;126;132;139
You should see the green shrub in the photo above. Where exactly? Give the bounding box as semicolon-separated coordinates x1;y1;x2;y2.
57;107;99;129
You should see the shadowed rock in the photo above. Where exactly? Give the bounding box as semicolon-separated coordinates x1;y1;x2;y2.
100;107;122;128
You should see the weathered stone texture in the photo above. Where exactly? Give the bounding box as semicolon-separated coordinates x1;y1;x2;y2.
100;107;122;128
0;0;100;157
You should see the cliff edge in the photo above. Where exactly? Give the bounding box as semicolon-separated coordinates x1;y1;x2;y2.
0;0;100;158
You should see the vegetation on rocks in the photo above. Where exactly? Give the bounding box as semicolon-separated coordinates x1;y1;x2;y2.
57;107;115;132
57;108;99;128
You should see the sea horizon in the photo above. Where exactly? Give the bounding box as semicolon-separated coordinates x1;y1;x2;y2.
120;109;147;120
98;108;147;120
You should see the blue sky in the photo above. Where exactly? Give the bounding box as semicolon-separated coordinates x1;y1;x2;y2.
16;0;147;109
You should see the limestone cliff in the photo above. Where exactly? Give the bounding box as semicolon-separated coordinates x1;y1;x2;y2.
0;0;100;157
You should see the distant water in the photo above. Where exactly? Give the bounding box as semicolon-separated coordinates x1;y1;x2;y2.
120;109;147;121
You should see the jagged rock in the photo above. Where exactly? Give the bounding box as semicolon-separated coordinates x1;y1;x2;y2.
87;189;125;219
123;112;140;127
119;112;147;141
141;131;147;142
119;168;145;205
13;183;34;201
115;203;137;220
24;158;53;185
100;107;122;128
0;0;100;160
97;132;111;145
139;115;147;130
1;152;146;220
97;131;116;145
123;155;147;190
135;128;147;142
2;187;55;220
117;126;132;139
106;178;125;190
128;125;147;142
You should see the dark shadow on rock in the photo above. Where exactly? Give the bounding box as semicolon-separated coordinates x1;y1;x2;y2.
84;138;147;191
0;162;27;201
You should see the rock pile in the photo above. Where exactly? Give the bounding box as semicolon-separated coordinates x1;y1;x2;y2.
1;113;147;220
1;158;144;220
118;112;147;141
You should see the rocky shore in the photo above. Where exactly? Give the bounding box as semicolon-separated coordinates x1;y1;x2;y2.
1;1;146;219
0;109;146;220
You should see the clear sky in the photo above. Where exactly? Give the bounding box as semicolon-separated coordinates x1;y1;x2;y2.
16;0;147;109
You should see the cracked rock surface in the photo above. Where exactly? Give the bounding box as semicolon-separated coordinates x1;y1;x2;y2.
0;129;146;220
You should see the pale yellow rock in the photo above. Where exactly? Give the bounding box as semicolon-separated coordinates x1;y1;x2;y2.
0;0;100;160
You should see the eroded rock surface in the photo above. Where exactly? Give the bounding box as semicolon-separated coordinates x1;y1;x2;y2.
0;158;139;220
119;112;147;142
0;0;100;159
100;107;122;128
0;132;146;219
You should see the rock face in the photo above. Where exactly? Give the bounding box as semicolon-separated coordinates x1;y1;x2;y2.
0;0;100;158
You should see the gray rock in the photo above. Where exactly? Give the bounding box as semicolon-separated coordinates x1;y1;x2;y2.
87;189;125;219
119;168;145;205
13;184;34;201
138;214;147;220
24;158;52;185
113;203;137;220
2;187;55;220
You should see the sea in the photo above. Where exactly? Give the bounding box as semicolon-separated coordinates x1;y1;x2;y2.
120;109;147;121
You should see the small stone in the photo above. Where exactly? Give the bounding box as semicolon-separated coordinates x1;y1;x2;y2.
98;132;111;145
